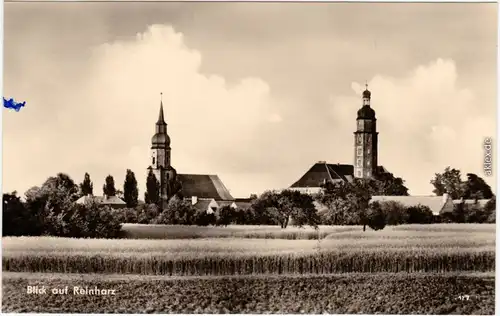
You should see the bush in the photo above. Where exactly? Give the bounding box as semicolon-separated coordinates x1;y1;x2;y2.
3;192;40;236
406;205;434;224
137;204;160;224
216;206;233;226
122;208;139;223
194;211;216;226
366;202;386;231
379;201;409;225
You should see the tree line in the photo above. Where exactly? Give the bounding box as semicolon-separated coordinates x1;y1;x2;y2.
2;166;495;238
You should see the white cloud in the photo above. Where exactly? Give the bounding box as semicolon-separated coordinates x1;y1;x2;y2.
3;25;281;198
330;58;496;194
3;25;495;199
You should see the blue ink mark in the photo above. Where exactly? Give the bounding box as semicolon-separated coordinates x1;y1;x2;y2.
3;97;26;112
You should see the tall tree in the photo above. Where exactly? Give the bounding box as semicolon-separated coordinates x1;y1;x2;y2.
3;191;37;236
123;169;139;208
252;190;320;229
145;168;160;205
317;179;372;230
462;173;494;200
79;172;93;196
372;172;409;196
103;175;117;197
430;167;464;199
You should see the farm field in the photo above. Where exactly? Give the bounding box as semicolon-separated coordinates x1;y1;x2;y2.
2;224;495;314
3;224;495;275
2;272;495;314
121;223;496;240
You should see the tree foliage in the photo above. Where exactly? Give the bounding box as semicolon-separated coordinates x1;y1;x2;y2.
137;203;160;224
252;190;320;229
406;205;434;224
103;175;117;197
10;173;123;238
431;167;493;201
462;173;494;200
79;172;93;197
317;179;372;229
154;196;196;225
3;192;39;236
379;201;409;225
366;201;386;231
216;205;237;227
372;172;409;196
145;168;160;205
123;169;139;208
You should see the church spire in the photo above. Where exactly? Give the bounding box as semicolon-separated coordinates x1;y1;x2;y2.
157;92;166;124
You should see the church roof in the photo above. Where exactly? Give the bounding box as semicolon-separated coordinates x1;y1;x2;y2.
357;106;376;120
290;162;354;188
157;100;166;124
290;162;391;189
178;174;234;201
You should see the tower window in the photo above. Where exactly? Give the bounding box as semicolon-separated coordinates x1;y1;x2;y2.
356;158;362;167
357;170;362;177
356;147;362;156
152;157;155;165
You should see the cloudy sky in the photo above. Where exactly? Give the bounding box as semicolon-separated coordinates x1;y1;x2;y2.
3;2;497;199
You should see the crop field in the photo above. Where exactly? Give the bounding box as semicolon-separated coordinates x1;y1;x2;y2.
2;272;495;314
2;224;495;314
3;224;495;275
121;223;496;239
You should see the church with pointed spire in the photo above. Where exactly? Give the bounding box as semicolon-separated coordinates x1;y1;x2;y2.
148;94;236;212
289;85;389;194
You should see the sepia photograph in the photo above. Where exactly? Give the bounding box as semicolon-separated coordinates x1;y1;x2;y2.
2;1;497;314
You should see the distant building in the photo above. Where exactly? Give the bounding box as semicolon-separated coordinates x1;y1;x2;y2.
452;198;491;208
148;95;235;212
75;194;127;209
289;86;390;193
234;197;253;211
190;197;219;214
370;194;454;216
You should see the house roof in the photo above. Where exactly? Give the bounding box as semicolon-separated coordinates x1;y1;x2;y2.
178;174;234;201
235;201;252;210
75;195;126;205
370;195;450;216
452;199;491;207
193;199;215;212
218;201;236;208
290;162;354;188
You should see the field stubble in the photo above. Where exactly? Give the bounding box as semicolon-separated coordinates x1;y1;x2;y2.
2;272;494;314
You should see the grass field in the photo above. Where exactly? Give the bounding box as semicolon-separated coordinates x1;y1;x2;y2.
2;224;495;314
2;272;495;314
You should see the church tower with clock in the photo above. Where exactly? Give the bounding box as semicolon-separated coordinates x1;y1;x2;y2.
353;84;378;179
